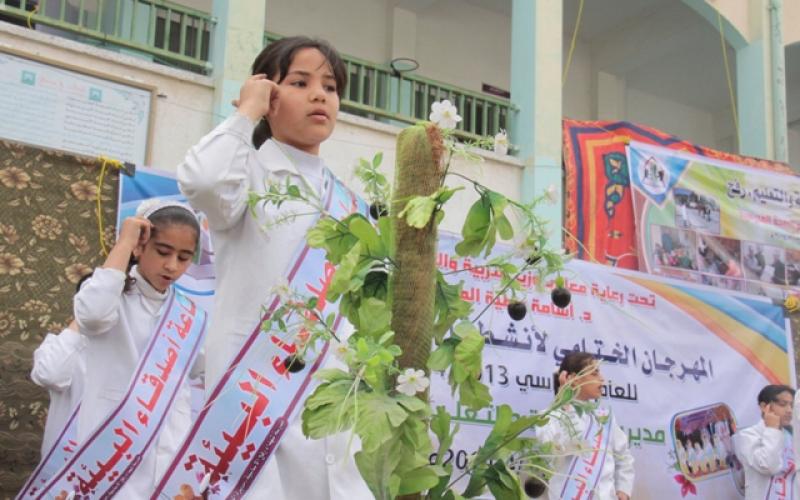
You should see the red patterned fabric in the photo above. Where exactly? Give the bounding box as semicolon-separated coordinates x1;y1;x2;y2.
562;119;794;269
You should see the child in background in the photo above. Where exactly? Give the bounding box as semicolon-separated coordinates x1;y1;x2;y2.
536;352;635;500
178;36;371;499
30;275;90;457
73;201;203;496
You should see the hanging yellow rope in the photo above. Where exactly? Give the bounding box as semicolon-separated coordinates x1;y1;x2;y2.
717;10;740;150
26;4;39;29
95;156;123;256
562;0;585;88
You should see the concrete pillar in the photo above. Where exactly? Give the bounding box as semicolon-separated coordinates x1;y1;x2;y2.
211;0;267;124
510;0;563;247
735;0;787;161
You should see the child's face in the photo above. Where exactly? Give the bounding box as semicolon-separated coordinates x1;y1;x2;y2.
134;223;197;292
268;48;340;155
760;391;794;428
573;362;604;400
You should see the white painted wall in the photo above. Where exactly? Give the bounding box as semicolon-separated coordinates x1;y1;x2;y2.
413;0;510;94
563;39;593;120
264;0;391;67
626;88;717;146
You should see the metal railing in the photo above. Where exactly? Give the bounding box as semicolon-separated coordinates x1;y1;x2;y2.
0;0;214;72
265;32;515;143
0;7;514;142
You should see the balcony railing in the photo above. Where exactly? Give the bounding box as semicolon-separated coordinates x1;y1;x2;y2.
266;32;515;144
0;0;214;72
0;5;515;144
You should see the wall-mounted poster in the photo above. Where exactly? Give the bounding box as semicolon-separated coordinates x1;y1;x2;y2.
0;49;152;165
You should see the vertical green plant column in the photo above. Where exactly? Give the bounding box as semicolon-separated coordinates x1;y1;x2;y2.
390;123;445;374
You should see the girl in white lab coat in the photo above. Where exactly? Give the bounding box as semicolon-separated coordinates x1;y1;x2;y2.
73;201;202;496
31;273;90;458
536;352;635;500
178;36;372;499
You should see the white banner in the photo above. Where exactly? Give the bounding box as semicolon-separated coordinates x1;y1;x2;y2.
433;233;794;499
119;170;794;498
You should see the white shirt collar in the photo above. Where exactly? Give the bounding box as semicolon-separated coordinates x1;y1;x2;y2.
258;139;325;175
131;266;169;302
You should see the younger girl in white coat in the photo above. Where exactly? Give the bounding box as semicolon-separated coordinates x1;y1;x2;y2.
73;201;202;496
537;352;635;500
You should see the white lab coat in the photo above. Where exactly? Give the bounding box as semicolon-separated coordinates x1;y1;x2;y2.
734;420;796;500
31;327;86;456
536;407;635;500
178;113;372;499
74;266;201;497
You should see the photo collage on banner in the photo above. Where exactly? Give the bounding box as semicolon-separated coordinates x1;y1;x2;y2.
628;141;800;301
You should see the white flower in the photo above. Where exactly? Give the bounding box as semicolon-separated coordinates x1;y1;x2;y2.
331;339;352;361
396;368;430;396
270;278;292;302
429;100;462;130
544;184;558;205
494;130;509;155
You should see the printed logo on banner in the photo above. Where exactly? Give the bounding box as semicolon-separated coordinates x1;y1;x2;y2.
629;146;689;206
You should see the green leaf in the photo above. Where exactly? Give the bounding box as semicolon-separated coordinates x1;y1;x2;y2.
428;342;456;371
431;406;457;467
452;328;484;383
301;381;355;438
453;321;479;339
349;215;385;256
485;460;523;500
355;439;403;500
287;184;302;198
394;393;430;415
462;463;490;498
377;215;395;256
398;195;438;228
306;217;359;264
461;196;492;239
313;368;352;383
373;151;384;168
458;374;492;410
433;275;472;342
357;298;392;338
355;392;410;453
495;214;514;240
486;190;508;218
329;242;362;296
455;197;491;256
397;465;442;495
307;217;337;248
434;186;464;204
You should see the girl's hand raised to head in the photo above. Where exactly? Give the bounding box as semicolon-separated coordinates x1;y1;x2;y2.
118;217;152;250
101;217;152;273
234;74;280;123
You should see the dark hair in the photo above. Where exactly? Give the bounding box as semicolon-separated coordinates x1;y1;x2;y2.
250;36;347;149
757;384;795;406
553;351;596;395
124;205;201;291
